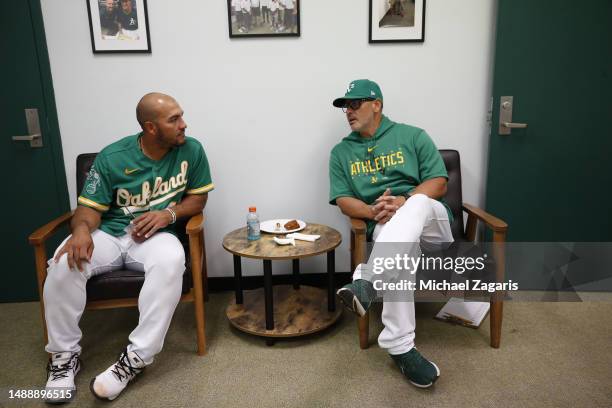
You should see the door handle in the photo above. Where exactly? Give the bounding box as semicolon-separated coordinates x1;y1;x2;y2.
12;133;41;141
11;109;43;147
499;96;527;135
501;122;528;129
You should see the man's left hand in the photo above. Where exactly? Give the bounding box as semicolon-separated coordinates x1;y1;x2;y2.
132;210;172;241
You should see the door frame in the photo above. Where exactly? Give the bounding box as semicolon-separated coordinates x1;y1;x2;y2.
28;0;70;214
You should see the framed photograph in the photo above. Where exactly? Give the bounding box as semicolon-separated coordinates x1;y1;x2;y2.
86;0;152;53
369;0;426;43
227;0;300;38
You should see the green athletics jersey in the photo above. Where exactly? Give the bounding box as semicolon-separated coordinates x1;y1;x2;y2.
78;133;214;237
329;115;452;239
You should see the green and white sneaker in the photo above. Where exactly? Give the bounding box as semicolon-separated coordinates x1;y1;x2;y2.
390;348;440;388
337;279;377;316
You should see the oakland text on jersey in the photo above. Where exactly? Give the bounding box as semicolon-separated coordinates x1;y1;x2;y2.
116;160;189;208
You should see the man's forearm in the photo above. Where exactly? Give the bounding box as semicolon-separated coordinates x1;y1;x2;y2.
409;177;447;200
171;194;207;220
70;206;102;233
336;196;375;220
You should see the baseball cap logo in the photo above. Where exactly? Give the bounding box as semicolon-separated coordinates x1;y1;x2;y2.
347;82;355;93
371;90;375;96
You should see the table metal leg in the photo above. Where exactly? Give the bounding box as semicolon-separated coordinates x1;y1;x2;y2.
263;259;274;330
327;250;335;312
292;259;300;290
233;255;243;304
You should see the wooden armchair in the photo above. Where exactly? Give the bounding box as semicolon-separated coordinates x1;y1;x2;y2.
349;150;508;349
28;153;209;355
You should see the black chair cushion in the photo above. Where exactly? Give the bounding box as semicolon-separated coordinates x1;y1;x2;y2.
86;267;193;301
76;153;194;302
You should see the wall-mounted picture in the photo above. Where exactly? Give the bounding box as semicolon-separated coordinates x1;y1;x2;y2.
227;0;300;38
369;0;425;43
86;0;152;53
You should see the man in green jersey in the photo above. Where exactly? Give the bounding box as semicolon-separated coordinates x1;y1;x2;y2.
330;80;453;388
42;93;214;403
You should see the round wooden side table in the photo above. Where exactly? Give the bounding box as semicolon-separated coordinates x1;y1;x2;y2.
222;223;342;345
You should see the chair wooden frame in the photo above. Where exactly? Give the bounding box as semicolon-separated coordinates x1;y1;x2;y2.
28;211;208;356
349;203;508;349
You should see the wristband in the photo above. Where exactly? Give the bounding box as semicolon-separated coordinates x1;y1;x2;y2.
165;207;177;224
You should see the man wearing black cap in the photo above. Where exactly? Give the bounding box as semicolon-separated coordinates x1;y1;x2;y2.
329;79;453;388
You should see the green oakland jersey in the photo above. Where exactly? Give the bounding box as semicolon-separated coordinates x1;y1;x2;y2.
329;115;452;239
78;134;214;237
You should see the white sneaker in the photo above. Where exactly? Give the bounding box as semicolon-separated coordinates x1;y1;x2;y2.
90;349;145;401
45;352;80;404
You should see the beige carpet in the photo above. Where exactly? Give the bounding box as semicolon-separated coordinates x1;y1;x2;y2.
1;292;611;407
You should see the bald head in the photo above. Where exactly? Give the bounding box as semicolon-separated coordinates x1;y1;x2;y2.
136;92;187;151
136;92;177;129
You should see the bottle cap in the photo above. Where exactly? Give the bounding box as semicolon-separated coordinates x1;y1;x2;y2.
249;206;256;212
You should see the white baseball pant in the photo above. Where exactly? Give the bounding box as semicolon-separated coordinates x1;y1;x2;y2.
43;229;185;364
353;193;453;355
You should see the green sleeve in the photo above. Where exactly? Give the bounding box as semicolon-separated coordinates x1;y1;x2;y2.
414;130;448;182
77;155;113;212
186;142;214;194
329;149;355;205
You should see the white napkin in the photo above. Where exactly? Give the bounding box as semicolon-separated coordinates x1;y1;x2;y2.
286;233;320;242
273;236;295;246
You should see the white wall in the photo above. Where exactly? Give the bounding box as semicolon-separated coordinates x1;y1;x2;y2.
41;0;497;277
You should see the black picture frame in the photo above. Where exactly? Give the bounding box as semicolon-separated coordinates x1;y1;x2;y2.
86;0;152;53
227;0;300;38
369;0;426;43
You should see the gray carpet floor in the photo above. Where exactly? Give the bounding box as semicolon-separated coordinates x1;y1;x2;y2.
1;292;611;407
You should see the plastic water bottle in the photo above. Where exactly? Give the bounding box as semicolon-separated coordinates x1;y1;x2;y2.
247;206;260;241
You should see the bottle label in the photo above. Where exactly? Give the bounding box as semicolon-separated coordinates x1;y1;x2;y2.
247;220;260;240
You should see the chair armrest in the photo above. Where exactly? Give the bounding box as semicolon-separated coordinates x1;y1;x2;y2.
186;213;205;236
29;211;74;245
350;217;367;234
462;203;508;233
349;217;367;269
